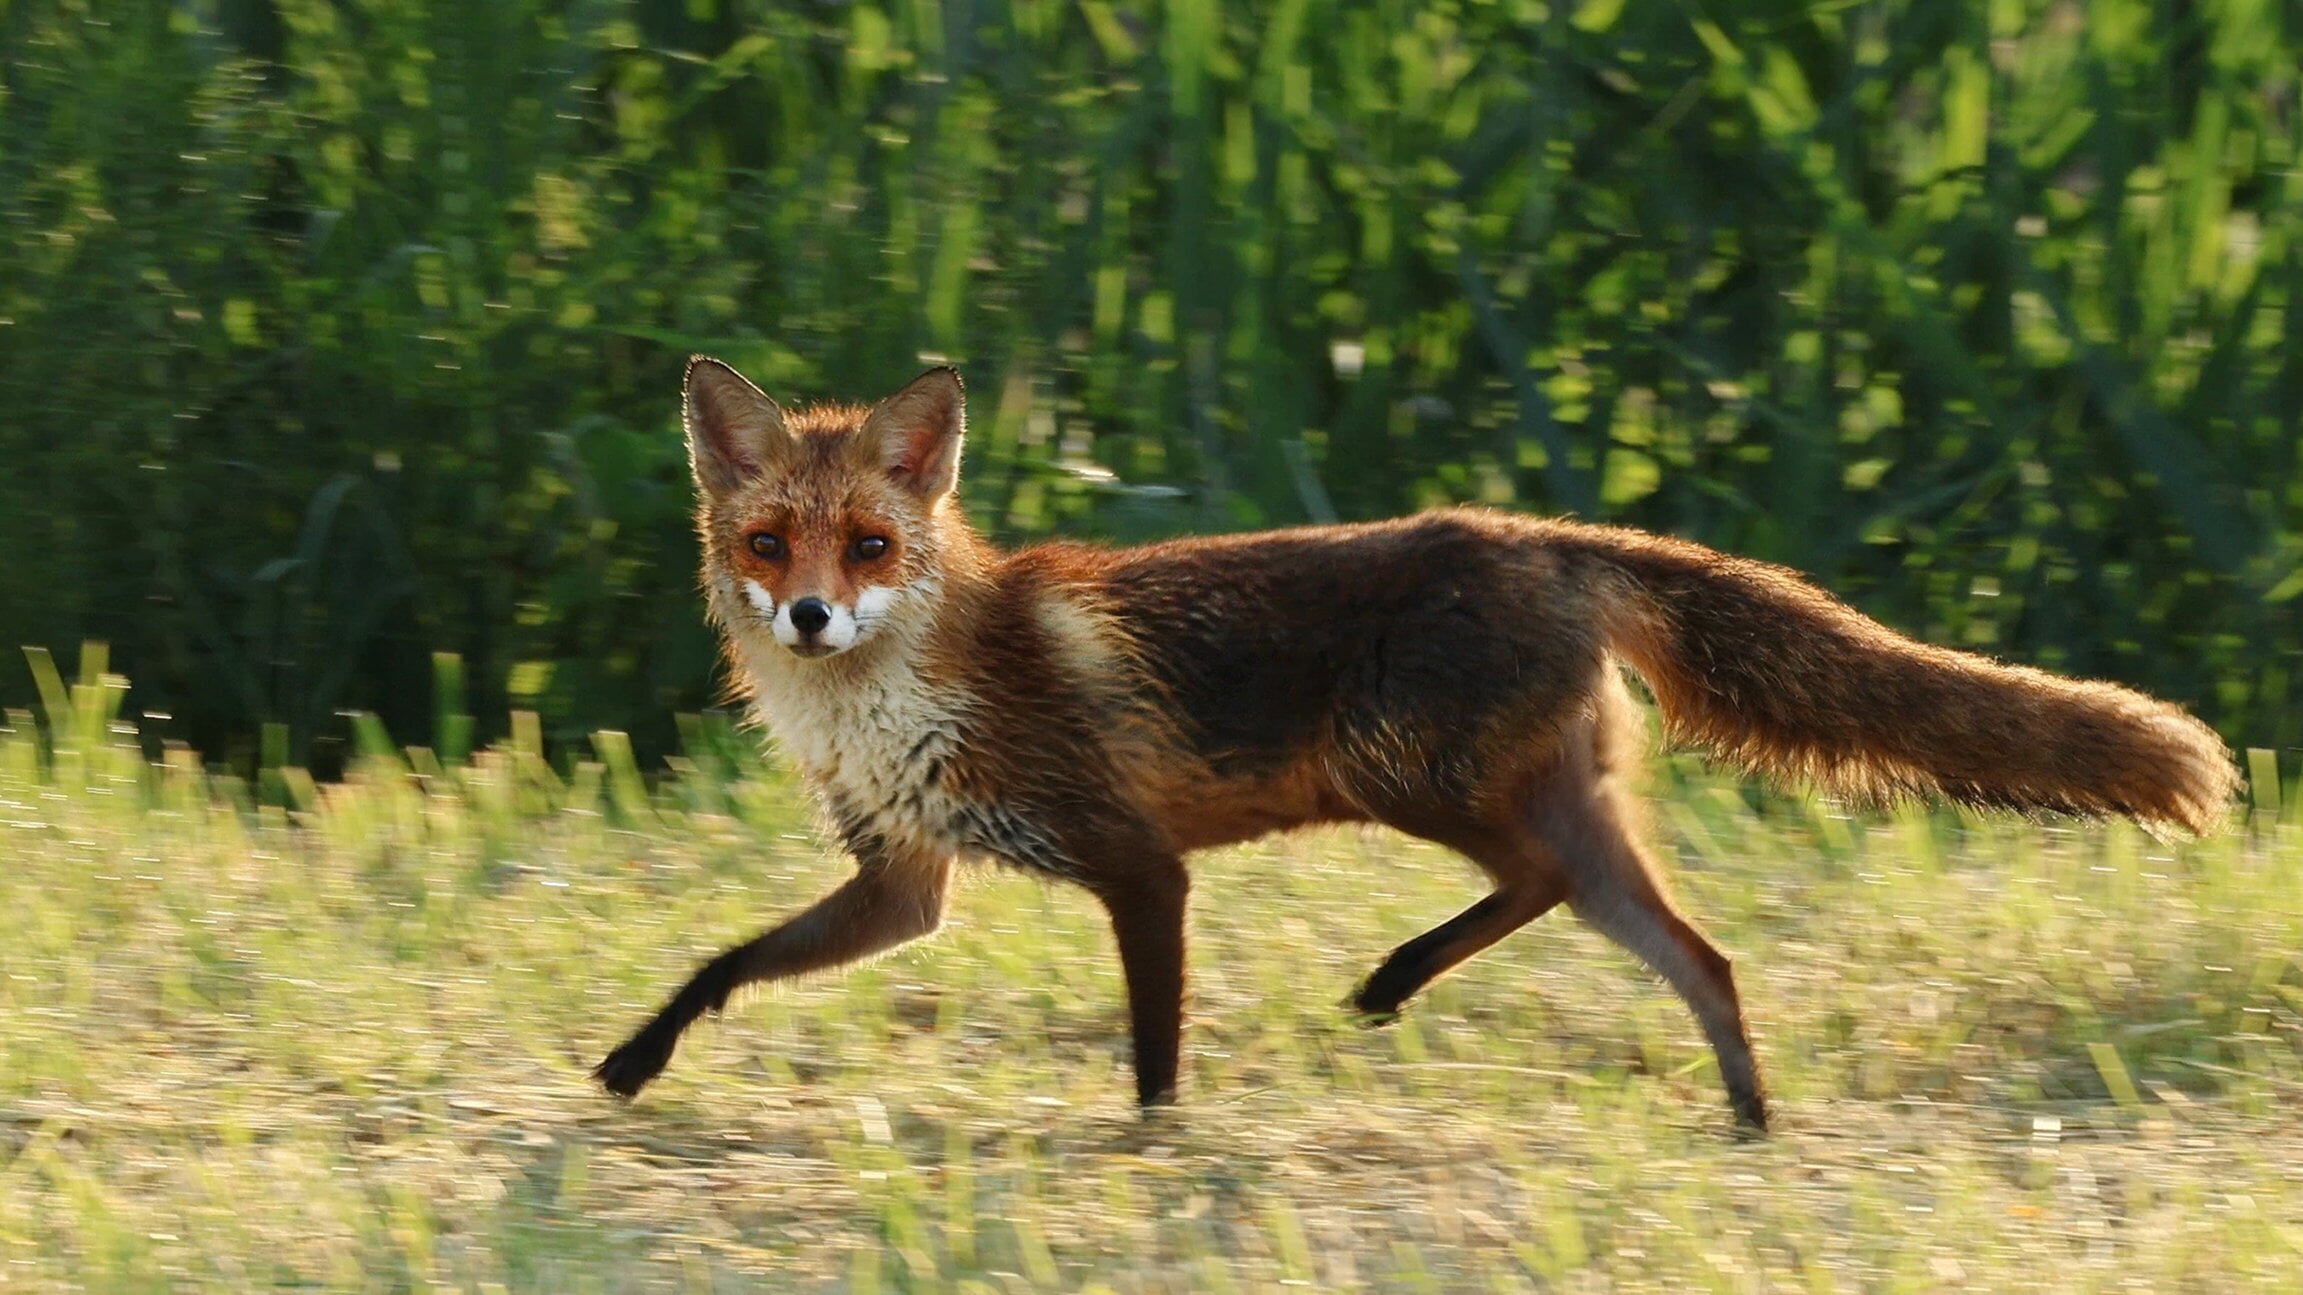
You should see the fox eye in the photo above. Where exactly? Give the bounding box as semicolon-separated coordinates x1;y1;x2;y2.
747;533;784;560
851;536;890;561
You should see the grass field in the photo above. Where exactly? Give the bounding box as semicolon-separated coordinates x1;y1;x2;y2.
4;654;2301;1292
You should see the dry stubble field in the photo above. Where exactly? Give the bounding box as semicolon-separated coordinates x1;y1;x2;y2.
4;659;2301;1291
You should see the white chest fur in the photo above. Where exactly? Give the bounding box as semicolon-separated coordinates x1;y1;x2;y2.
733;634;972;852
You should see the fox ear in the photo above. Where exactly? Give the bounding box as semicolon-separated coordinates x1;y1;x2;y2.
859;367;965;502
683;356;793;497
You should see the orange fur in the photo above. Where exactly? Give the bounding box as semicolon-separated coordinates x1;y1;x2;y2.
1558;523;2240;836
595;359;2240;1132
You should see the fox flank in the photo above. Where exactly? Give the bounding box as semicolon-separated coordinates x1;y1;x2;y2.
594;357;2242;1132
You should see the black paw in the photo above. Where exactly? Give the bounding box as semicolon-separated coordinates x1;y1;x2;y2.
1345;980;1406;1028
1732;1092;1772;1138
593;1029;674;1099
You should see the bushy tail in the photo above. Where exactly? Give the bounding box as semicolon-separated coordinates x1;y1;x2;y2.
1555;523;2239;836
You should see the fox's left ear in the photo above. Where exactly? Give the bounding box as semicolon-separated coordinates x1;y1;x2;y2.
859;367;965;502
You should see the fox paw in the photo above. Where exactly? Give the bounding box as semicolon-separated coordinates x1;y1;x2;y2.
1344;984;1406;1028
1732;1091;1772;1137
593;1030;674;1099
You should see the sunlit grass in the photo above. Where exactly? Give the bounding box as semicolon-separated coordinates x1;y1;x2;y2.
3;650;2300;1290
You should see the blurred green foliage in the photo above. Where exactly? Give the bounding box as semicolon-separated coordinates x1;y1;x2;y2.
2;0;2297;766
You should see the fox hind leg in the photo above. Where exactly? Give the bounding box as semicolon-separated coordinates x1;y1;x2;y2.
1530;776;1769;1132
1350;863;1567;1022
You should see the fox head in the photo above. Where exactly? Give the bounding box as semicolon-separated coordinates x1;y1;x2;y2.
682;357;967;661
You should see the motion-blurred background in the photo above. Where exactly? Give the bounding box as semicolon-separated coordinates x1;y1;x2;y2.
4;0;2297;770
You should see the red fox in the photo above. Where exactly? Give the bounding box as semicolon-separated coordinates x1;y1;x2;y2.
594;358;2240;1130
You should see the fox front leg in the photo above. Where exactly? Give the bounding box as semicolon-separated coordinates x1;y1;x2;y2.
1086;858;1192;1107
595;847;953;1097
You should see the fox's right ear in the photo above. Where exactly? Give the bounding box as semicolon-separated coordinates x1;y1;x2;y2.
682;356;793;497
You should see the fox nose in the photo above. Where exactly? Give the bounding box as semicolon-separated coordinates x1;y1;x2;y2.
789;597;833;636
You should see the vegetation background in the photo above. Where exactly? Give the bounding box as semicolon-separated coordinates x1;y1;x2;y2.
4;0;2298;770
